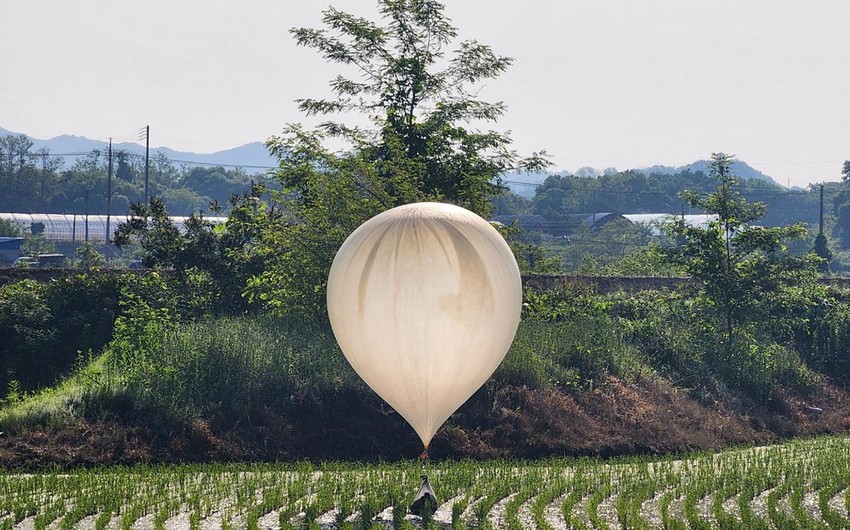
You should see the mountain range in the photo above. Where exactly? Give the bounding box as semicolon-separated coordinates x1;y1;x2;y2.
0;126;277;174
1;127;778;195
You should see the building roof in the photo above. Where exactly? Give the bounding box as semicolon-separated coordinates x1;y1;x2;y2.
623;213;717;231
0;237;25;250
0;213;227;242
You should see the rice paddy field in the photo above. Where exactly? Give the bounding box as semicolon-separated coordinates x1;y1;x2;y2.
2;435;849;530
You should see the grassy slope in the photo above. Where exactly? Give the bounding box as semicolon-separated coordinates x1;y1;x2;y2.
1;315;849;467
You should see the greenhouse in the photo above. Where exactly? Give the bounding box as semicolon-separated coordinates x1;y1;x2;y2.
0;213;227;243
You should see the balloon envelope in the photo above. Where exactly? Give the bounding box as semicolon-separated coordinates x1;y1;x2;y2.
327;202;522;448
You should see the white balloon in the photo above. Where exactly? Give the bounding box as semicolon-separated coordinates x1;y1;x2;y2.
327;202;522;449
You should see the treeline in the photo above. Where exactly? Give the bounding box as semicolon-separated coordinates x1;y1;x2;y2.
0;134;260;216
496;169;841;230
6;131;848;246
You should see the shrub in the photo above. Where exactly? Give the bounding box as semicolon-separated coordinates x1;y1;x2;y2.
102;314;360;422
0;280;53;391
800;293;850;382
0;272;175;392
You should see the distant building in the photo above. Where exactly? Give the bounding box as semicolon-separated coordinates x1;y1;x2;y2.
0;213;228;243
0;237;25;264
623;214;717;235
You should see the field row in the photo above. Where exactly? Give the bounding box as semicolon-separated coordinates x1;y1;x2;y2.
1;435;849;529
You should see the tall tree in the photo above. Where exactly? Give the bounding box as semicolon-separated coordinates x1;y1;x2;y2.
115;150;134;183
252;0;547;317
284;0;547;215
832;162;850;248
665;153;817;361
34;147;63;201
64;150;107;214
0;135;35;199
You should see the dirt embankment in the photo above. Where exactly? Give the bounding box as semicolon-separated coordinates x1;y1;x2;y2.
1;375;848;468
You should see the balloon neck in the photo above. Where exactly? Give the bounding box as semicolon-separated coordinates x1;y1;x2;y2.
419;448;430;475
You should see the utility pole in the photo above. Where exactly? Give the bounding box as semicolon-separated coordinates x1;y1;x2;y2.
107;138;113;243
819;184;825;236
85;189;89;242
144;125;150;202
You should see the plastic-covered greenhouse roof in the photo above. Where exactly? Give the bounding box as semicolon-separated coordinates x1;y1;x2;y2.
623;213;717;235
0;213;227;242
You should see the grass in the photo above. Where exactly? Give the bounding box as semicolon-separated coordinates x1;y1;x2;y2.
0;352;112;431
1;435;849;529
6;278;846;443
0;309;649;435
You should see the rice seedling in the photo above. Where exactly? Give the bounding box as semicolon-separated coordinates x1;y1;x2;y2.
1;435;850;529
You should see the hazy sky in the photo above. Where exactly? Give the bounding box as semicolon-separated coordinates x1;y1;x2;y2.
2;0;848;187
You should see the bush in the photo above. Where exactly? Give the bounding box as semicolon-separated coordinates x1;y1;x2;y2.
0;272;175;393
102;311;361;422
507;288;648;389
736;342;811;398
0;281;52;391
800;293;850;382
610;291;713;385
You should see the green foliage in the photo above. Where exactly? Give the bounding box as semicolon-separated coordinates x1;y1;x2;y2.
591;244;683;276
0;436;848;527
114;197;182;267
549;219;657;273
828;168;850;249
797;290;850;381
73;241;106;268
104;315;360;422
528;167;808;227
0;218;22;237
508;286;649;388
0;132;258;217
665;153;819;366
812;232;832;273
21;231;56;257
500;316;641;390
509;241;564;274
491;189;530;216
0;281;52;390
522;286;614;321
253;0;547;318
3;280;847;434
114;192;268;316
108;291;176;384
607;289;711;384
0;273;173;393
179;166;255;206
734;342;811;398
248;131;391;319
520;285;818;395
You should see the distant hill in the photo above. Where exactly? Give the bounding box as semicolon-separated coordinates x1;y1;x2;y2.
503;159;778;199
641;159;777;185
2;126;777;189
0;126;277;174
